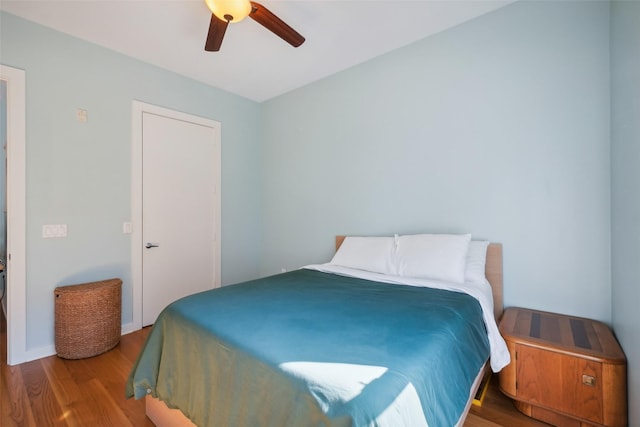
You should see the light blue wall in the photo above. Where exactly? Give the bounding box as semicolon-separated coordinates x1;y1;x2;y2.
611;1;640;425
262;1;612;322
0;12;263;350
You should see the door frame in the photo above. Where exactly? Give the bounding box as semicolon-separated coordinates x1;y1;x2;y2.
131;101;221;330
1;64;27;366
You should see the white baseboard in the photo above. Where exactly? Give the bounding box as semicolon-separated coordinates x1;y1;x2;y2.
10;323;141;365
23;344;57;363
121;321;139;336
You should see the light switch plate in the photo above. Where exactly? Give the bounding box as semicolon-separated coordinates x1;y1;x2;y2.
42;224;67;238
76;109;88;123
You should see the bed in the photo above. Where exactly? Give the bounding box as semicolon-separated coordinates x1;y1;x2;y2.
126;234;510;427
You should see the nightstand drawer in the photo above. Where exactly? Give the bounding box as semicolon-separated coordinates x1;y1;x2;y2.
516;344;603;424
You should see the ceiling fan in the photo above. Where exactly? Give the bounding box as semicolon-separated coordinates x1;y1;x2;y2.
204;0;305;52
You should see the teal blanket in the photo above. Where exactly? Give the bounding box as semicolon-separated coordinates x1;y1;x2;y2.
126;269;490;426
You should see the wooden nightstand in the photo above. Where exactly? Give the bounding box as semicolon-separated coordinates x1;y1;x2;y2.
498;307;627;427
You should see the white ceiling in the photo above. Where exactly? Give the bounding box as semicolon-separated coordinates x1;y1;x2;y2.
1;0;513;102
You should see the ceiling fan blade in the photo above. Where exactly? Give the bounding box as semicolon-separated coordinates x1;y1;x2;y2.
205;14;229;52
249;2;305;48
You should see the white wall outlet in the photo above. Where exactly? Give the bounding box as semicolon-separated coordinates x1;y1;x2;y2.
42;224;67;238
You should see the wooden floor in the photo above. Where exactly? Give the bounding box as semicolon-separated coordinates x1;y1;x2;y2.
1;311;550;427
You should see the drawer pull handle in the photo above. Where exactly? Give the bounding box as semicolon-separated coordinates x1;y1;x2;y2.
582;374;596;387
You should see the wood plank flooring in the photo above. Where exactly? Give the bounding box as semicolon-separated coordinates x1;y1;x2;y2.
1;312;549;426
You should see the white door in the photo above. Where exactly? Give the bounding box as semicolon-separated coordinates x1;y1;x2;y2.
137;106;221;326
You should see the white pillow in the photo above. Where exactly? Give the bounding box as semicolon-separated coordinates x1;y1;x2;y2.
465;240;490;285
396;233;471;283
330;236;397;275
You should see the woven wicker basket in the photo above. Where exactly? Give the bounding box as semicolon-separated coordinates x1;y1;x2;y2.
54;278;122;359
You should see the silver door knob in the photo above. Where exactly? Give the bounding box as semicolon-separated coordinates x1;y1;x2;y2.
145;242;160;249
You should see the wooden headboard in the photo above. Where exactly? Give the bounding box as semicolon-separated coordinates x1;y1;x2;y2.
335;236;503;320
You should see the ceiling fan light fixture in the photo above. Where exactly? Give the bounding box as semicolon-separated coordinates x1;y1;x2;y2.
205;0;252;23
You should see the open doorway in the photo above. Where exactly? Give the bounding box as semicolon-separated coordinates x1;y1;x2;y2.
0;80;6;312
